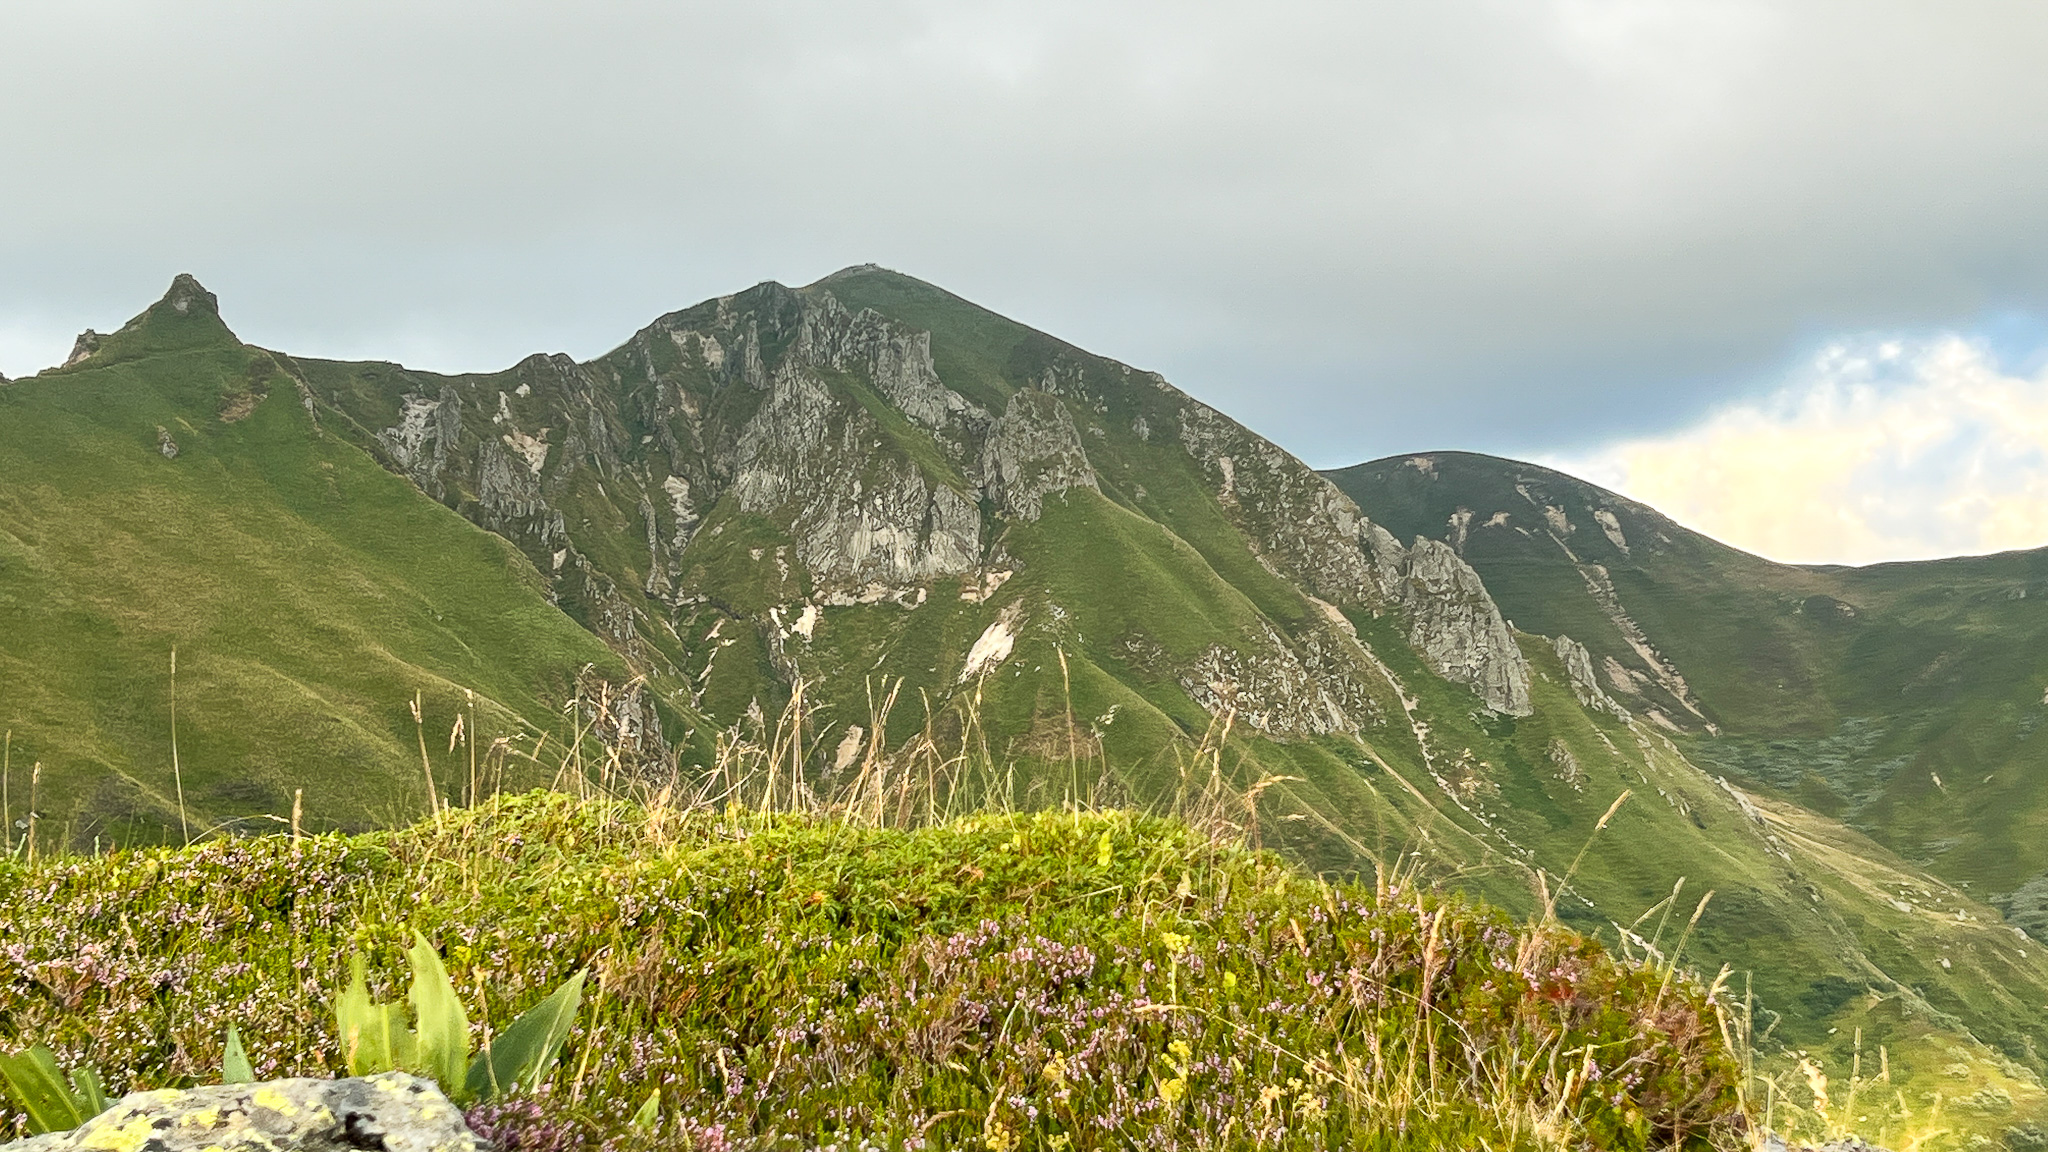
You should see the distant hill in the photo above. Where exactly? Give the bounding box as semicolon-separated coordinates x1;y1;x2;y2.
6;272;2047;1139
1326;451;2048;902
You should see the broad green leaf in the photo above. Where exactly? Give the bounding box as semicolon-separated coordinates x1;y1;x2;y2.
465;969;585;1103
336;954;412;1076
222;1026;254;1085
0;1046;87;1135
407;931;470;1098
631;1088;660;1131
67;1065;108;1119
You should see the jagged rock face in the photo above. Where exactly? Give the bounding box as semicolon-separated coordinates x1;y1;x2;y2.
1173;395;1531;716
980;389;1099;520
325;269;1540;752
1176;400;1382;607
790;292;986;430
2;1073;483;1152
1387;538;1533;716
1180;620;1385;738
62;330;100;368
1552;634;1629;719
378;387;465;501
731;303;985;589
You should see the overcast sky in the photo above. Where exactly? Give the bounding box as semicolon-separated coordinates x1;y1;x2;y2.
5;2;2048;564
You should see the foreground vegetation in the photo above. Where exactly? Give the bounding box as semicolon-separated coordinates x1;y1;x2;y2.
0;792;1742;1150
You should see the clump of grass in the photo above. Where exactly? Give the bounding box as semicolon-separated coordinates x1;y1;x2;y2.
0;792;1744;1150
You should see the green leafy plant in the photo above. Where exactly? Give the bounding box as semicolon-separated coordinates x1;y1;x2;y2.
0;1045;109;1135
335;929;586;1105
221;1026;254;1085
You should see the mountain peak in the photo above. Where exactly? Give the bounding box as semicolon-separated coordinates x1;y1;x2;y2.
56;273;237;371
159;273;219;318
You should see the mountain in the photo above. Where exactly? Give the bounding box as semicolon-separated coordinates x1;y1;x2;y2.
7;271;2048;1142
0;277;628;843
1326;451;2048;909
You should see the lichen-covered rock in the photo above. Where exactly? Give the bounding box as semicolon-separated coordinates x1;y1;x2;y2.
1;1073;483;1152
1385;538;1532;716
979;390;1098;521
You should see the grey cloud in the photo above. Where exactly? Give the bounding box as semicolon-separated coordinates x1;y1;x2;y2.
5;1;2048;465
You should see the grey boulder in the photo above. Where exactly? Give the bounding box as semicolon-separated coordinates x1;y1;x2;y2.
3;1072;485;1151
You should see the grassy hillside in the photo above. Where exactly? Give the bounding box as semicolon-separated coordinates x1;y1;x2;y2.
0;278;628;845
1325;452;2048;900
0;793;1744;1151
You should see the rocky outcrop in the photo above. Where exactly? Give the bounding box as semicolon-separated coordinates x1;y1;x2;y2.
1383;538;1532;715
1180;620;1383;738
62;331;100;368
1174;398;1530;715
377;387;464;500
980;390;1099;520
2;1073;483;1152
1552;634;1629;719
161;273;218;318
731;341;982;589
1176;400;1381;606
790;292;985;431
795;457;982;588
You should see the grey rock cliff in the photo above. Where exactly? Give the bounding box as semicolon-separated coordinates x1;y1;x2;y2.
1384;538;1533;716
2;1073;482;1152
1552;634;1628;719
62;331;100;368
1176;399;1381;606
980;389;1099;521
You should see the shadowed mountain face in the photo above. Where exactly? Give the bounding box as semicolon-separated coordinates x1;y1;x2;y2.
9;272;2048;1133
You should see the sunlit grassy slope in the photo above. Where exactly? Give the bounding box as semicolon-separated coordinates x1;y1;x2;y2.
0;279;625;844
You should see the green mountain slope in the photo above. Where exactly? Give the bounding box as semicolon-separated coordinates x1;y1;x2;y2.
1325;451;2048;903
0;277;628;843
8;272;2048;1143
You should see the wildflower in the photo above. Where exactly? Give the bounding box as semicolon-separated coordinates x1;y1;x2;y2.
1157;1076;1186;1106
1259;1084;1283;1109
1042;1052;1068;1086
1222;970;1236;991
1095;831;1112;868
983;1119;1018;1152
1159;931;1189;953
1048;1135;1071;1151
1167;1039;1192;1067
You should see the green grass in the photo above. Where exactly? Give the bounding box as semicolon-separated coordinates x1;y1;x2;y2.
0;291;625;845
0;793;1744;1151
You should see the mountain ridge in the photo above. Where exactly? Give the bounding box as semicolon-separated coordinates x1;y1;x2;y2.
10;270;2048;1145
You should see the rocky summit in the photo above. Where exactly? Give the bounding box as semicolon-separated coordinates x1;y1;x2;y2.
4;268;2048;1145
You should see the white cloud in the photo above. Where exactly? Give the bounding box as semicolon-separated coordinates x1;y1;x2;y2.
1554;336;2048;565
7;2;2048;464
